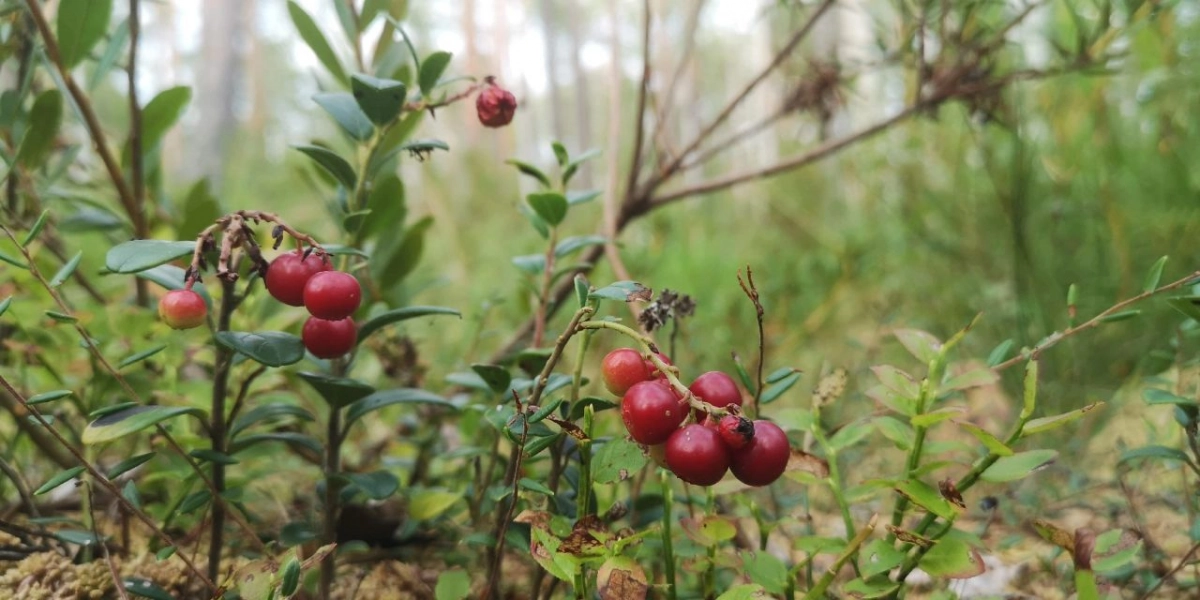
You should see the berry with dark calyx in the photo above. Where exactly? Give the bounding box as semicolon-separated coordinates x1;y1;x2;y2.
729;420;790;487
717;415;755;451
689;370;742;419
665;424;731;486
265;249;331;306
602;348;652;395
621;380;687;445
302;317;357;359
303;271;362;320
158;289;207;330
476;76;517;128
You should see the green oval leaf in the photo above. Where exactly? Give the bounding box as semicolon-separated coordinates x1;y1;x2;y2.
918;536;985;579
418;51;453;96
230;432;323;456
123;577;175;600
297;371;376;409
893;479;961;521
105;240;196;274
408;488;461;521
139;86;191;153
894;328;941;364
344;388;455;430
357;305;461;344
56;0;114;69
34;466;86;495
1022;402;1105;436
27;390;74;405
294;144;357;190
0;296;11;317
313;92;374;140
506;159;551;188
287;0;348;85
230;403;316;438
527;192;568;227
979;449;1058;482
469;364;512;395
346;470;399;500
118;344;168;369
82;406;206;445
107;452;156;479
1118;445;1191;465
215;331;305;367
17;90;63;168
135;265;213;309
1143;256;1168;293
48;251;83;288
957;422;1012;456
351;74;407;126
592;437;647;484
1143;389;1196;407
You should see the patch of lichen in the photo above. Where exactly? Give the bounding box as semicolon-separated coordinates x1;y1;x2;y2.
0;551;113;600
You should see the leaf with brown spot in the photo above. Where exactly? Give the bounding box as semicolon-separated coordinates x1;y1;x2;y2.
787;449;831;478
547;416;590;440
598;556;648;599
1032;519;1075;553
885;525;933;548
514;509;552;529
938;478;965;510
560;517;605;556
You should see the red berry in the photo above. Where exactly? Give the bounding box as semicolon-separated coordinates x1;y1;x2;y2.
665;424;731;486
689;371;742;420
158;289;207;330
303;271;361;320
476;77;517;128
602;348;652;395
621;380;686;445
730;420;790;487
302;316;357;359
264;250;332;307
717;415;755;451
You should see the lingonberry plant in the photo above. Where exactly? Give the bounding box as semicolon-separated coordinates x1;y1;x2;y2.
1;1;1195;600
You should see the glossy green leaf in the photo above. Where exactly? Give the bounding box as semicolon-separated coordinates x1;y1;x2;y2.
372;215;432;288
230;403;315;437
555;235;607;258
357;305;461;343
527;192;568;227
507;159;551;188
1119;445;1191;465
569;397;618;421
980;449;1058;482
418;51;453;96
45;310;77;323
435;569;471;600
118;344;168;369
279;558;301;597
297;372;376;409
34;466;85;495
56;0;113;68
574;274;590;308
106;452;156;479
409;488;461;521
1022;402;1104;436
294;144;357;189
344;388;455;430
313;92;374;140
893;479;961;521
362;173;405;241
90;402;138;419
942;368;998;391
918;536;985;578
189;449;238;465
287;0;348;85
139;86;191;152
27;390;73;405
860;539;907;578
215;331;305;367
1143;256;1168;293
760;371;801;404
48;252;83;287
82;406;205;444
346;470;400;500
351;74;407;126
21;210;50;247
551;141;569;166
105;240;195;274
230;432;322;456
1099;309;1141;323
1021;359;1038;420
529;397;564;423
470;364;512;395
592;437;647;484
54;529;103;546
17;90;63;168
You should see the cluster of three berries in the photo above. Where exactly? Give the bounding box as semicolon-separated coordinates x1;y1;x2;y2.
264;250;361;358
602;348;790;488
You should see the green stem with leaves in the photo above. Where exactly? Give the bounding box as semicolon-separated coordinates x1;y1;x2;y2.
319;361;348;600
661;470;678;600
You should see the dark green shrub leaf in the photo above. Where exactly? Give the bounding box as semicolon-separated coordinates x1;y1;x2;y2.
589;280;649;302
21;210;50;247
297;372;376;409
105;240;195;274
344;388;455;430
287;1;348;85
1119;445;1191;465
27;390;73;405
124;577;174;600
230;403;315;437
279;557;301;597
529;398;564;423
34;466;85;495
45;310;77;323
512;254;544;275
118;344;167;369
470;364;512;395
569;397;618;420
314;91;374;140
216;331;304;367
139;87;191;153
506;159;551;188
551;141;569;166
178;490;211;514
894;479;961;521
980;449;1058;482
860;539;907;578
107;452;156;479
1167;297;1200;322
82;406;206;444
527;192;568;227
189;449;239;465
523;432;562;457
90;402;139;419
54;529;103;546
1143;389;1196;407
418;51;452;96
294;144;357;189
1022;402;1104;436
230;432;322;456
592;437;647;484
357;305;461;344
56;0;113;68
574;274;590;308
351;74;407;126
280;521;319;547
760;371;801;404
17;90;63;168
346;470;400;500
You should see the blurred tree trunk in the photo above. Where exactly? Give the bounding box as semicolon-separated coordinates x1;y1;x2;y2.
245;0;266;142
460;0;479;145
538;0;564;142
566;3;591;184
186;0;245;188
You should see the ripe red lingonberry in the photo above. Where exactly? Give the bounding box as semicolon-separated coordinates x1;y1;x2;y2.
717;415;755;451
302;316;357;359
621;380;686;445
476;77;517;128
665;424;731;486
602;348;653;395
265;249;331;307
303;271;361;320
158;289;207;330
730;420;790;487
689;371;742;420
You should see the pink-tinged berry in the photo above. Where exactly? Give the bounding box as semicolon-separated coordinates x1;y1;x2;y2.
159;289;207;330
265;249;332;307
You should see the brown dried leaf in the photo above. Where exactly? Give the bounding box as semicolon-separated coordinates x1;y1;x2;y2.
939;478;966;510
1073;529;1095;571
547;416;589;440
1032;519;1075;553
885;525;934;548
598;557;649;600
787;449;831;478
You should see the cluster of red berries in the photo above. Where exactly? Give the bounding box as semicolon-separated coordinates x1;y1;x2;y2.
264;249;361;359
601;348;790;488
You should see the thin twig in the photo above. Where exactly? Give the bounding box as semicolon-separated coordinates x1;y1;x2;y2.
653;0;708;149
0;456;39;518
85;481;132;600
737;266;766;417
622;0;653;203
1138;541;1200;600
128;0;145;235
